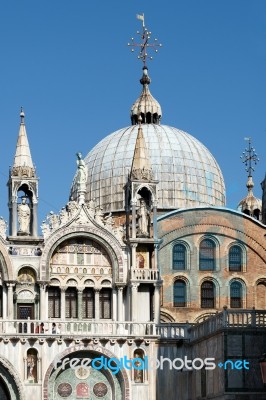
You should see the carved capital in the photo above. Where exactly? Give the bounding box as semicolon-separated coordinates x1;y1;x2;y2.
130;283;139;290
37;281;48;291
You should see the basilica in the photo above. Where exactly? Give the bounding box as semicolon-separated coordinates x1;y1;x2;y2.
0;20;265;400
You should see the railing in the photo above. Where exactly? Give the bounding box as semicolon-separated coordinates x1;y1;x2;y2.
130;268;160;281
0;320;158;337
156;323;189;339
190;309;266;341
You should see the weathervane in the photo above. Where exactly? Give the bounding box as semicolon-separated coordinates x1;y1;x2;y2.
128;13;162;67
240;137;259;177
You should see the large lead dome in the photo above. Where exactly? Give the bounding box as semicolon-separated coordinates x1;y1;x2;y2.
70;66;226;212
83;124;225;212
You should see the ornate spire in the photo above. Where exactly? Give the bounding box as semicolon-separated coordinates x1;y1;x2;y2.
238;138;261;220
11;108;36;178
240;137;259;194
130;115;153;181
128;15;162;125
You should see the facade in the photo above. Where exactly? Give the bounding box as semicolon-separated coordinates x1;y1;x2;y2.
0;27;265;400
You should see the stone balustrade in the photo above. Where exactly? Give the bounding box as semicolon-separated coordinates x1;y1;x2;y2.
190;309;266;341
0;320;158;337
156;323;188;339
130;268;160;281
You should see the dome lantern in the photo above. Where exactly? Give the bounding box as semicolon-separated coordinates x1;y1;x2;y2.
128;14;162;125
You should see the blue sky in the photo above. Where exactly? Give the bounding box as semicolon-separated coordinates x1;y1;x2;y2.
0;1;265;226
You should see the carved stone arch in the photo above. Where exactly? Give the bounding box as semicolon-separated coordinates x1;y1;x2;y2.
40;226;125;283
17;264;38;281
199;276;220;308
0;355;25;400
50;278;61;286
160;309;175;322
194;312;217;323
43;345;131;400
83;278;96;286
100;278;112;287
0;245;14;281
133;183;156;203
66;278;78;286
15;181;36;202
255;277;266;286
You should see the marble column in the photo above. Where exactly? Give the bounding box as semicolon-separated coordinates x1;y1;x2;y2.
77;288;83;319
152;200;158;240
39;283;47;320
131;200;137;239
60;287;66;319
11;200;17;237
2;286;7;319
94;289;100;320
6;282;15;319
37;357;41;383
131;283;139;322
117;286;124;322
131;243;138;270
32;202;38;237
153;283;161;324
153;243;159;271
112;288;117;321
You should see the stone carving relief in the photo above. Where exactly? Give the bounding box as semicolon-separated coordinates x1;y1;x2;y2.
12;165;35;178
9;247;42;256
41;199;125;243
57;383;72;398
17;290;35;299
131;166;153;181
0;217;7;239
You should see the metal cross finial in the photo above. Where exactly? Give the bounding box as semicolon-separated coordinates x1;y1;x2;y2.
240;137;259;177
128;14;162;67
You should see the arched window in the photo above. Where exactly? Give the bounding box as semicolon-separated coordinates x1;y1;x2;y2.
66;288;77;318
83;288;94;318
230;281;242;308
100;289;111;319
133;349;145;383
173;244;186;270
201;281;215;308
229;246;242;271
256;282;266;309
199;239;215;270
173;280;186;307
48;287;61;318
26;348;38;383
